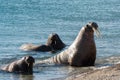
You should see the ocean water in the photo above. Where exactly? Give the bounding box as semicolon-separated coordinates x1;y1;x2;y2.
0;0;120;80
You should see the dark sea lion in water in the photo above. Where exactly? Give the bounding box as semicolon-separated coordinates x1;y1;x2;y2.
20;33;65;52
1;56;35;74
36;22;101;67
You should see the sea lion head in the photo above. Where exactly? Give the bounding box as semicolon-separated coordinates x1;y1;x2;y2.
85;22;101;37
46;33;65;50
23;56;35;64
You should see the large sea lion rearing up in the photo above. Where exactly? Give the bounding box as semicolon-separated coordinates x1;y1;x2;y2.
20;33;65;52
36;22;101;67
1;56;35;74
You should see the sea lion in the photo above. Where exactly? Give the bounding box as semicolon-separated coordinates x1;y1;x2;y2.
1;56;35;74
36;22;101;67
20;33;65;52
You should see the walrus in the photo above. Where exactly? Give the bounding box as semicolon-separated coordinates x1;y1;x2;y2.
1;56;35;74
36;22;101;67
20;33;65;52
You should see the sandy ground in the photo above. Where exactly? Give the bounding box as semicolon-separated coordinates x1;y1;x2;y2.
65;64;120;80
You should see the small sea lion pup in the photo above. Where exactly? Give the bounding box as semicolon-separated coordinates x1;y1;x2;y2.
20;33;65;52
36;22;101;67
1;56;35;74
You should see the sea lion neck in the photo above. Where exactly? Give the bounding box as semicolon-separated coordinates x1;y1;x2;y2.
69;27;94;50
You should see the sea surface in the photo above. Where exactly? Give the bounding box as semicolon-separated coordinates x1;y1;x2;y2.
0;0;120;80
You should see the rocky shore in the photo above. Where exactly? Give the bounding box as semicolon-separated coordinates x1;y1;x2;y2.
65;64;120;80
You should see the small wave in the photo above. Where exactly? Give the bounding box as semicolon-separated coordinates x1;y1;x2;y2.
96;56;120;68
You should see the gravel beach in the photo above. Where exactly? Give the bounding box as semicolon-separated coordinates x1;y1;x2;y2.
65;64;120;80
